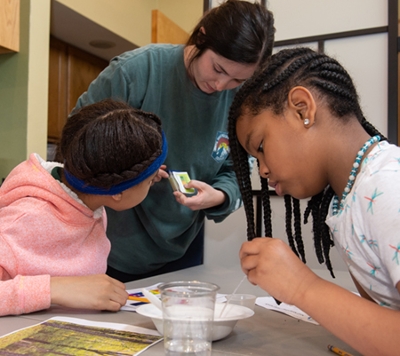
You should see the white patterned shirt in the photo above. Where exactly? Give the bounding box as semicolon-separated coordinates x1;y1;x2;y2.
326;140;400;309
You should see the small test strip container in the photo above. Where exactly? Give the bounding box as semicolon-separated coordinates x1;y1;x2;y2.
168;171;196;195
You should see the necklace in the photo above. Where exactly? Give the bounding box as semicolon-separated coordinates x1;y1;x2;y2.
332;135;381;215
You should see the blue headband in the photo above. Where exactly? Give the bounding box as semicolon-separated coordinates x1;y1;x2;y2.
63;131;168;195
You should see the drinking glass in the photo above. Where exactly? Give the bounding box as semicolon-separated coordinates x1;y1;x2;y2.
159;280;219;356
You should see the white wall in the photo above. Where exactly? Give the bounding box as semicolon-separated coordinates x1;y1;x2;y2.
204;0;389;278
324;34;388;135
269;0;386;41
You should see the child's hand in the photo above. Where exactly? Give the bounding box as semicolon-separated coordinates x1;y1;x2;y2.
173;180;225;210
50;274;128;311
239;238;319;306
151;165;169;185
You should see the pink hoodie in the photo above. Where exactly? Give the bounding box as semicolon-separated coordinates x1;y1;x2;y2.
0;154;110;316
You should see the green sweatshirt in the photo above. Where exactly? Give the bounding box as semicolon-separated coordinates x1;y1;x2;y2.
74;44;243;274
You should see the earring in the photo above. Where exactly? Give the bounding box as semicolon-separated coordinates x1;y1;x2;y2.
304;118;310;125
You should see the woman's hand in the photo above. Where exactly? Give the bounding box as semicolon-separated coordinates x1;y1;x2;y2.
240;237;319;305
172;180;226;210
50;274;128;311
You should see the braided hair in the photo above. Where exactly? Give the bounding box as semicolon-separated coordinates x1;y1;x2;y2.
228;47;386;277
60;99;163;190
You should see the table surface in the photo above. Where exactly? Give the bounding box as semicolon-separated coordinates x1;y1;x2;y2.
0;264;361;356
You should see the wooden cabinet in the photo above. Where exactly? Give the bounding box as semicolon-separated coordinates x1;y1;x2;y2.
48;36;108;143
0;0;19;53
151;9;189;44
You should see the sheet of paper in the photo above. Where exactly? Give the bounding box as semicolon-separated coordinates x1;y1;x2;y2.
256;296;319;325
122;283;162;311
0;316;162;355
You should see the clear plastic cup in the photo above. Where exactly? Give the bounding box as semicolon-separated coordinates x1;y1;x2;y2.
226;294;256;311
159;281;219;356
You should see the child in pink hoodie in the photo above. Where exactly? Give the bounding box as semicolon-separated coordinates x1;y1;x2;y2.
0;99;167;316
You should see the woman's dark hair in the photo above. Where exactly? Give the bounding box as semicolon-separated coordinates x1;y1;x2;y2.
187;0;275;70
228;47;386;277
59;99;163;189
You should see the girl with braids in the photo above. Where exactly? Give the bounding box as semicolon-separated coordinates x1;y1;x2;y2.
71;0;275;282
229;47;400;355
0;99;167;316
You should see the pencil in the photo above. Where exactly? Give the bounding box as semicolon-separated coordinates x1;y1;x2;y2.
327;344;354;356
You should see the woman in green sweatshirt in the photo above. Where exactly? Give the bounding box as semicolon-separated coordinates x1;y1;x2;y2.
71;0;275;281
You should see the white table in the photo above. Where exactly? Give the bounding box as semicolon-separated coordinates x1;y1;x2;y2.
0;264;361;355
